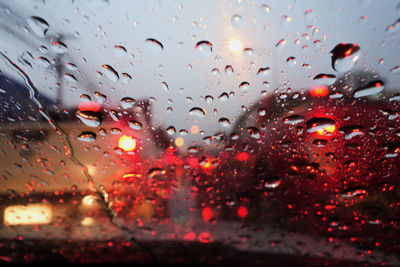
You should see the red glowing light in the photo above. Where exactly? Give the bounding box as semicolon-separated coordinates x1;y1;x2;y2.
237;206;248;218
118;136;136;151
237;152;249;162
78;102;101;112
202;206;214;222
310;85;329;97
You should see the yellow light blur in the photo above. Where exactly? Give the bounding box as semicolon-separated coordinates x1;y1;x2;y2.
228;38;243;53
81;217;95;226
4;203;52;225
118;135;136;151
190;125;199;134
82;195;98;206
175;137;184;147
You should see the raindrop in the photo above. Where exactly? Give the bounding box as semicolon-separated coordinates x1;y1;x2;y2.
95;92;107;104
283;115;304;125
218;92;229;102
128;121;142;130
264;177;281;188
313;73;336;85
52;41;68;54
27;16;49;37
312;139;328;147
189;107;206;118
102;64;119;81
306;117;335;133
77;132;96;142
247;127;261;139
330;43;360;72
167;126;176;135
37;56;50;67
148;168;166;178
286;56;296;66
113;45;127;57
225;65;234;75
257;67;271;76
146;38;164;54
219;117;231;127
120;73;132;84
231;14;243;28
260;4;271;15
205;95;214;103
239;81;250;91
161;81;169;91
195;41;213;57
75;110;101;127
64;73;77;83
120;97;136;109
353;80;384;98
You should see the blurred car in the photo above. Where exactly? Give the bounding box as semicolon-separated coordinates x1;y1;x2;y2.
189;72;400;254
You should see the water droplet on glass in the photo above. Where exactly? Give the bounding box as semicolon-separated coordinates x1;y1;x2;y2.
52;41;68;54
77;132;96;142
146;38;164;54
225;65;234;75
239;81;250;91
64;73;77;83
264;177;281;188
37;56;50;67
128;121;142;130
167;126;176;135
231;14;243;28
120;73;132;84
205;95;214;103
219;117;231;127
330;43;360;72
27;16;49;37
313;73;336;85
148;168;167;178
218;92;229;102
283;115;304;125
189;107;206;118
102;64;119;81
195;41;213;58
120;97;136;109
76;110;101;127
95;92;107;104
161;81;169;91
260;4;271;15
312;139;328;147
113;45;127;57
353;80;384;98
306;117;335;134
257;67;271;76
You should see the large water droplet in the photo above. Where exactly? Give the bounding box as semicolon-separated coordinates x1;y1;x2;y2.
353;80;384;98
313;73;336;85
102;64;119;81
190;107;206;118
76;110;101;127
283;115;304;125
52;41;68;54
231;14;243;28
77;132;96;142
330;43;360;72
219;117;231;127
27;16;49;37
146;38;164;54
195;41;213;58
306;117;336;133
128;121;142;130
120;97;136;109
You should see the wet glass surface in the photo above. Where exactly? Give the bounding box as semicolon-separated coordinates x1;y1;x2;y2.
0;0;400;265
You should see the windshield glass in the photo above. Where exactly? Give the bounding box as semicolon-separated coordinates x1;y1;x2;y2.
0;0;400;265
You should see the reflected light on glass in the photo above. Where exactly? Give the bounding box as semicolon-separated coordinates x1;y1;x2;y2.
4;203;52;225
118;135;136;151
228;38;243;54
